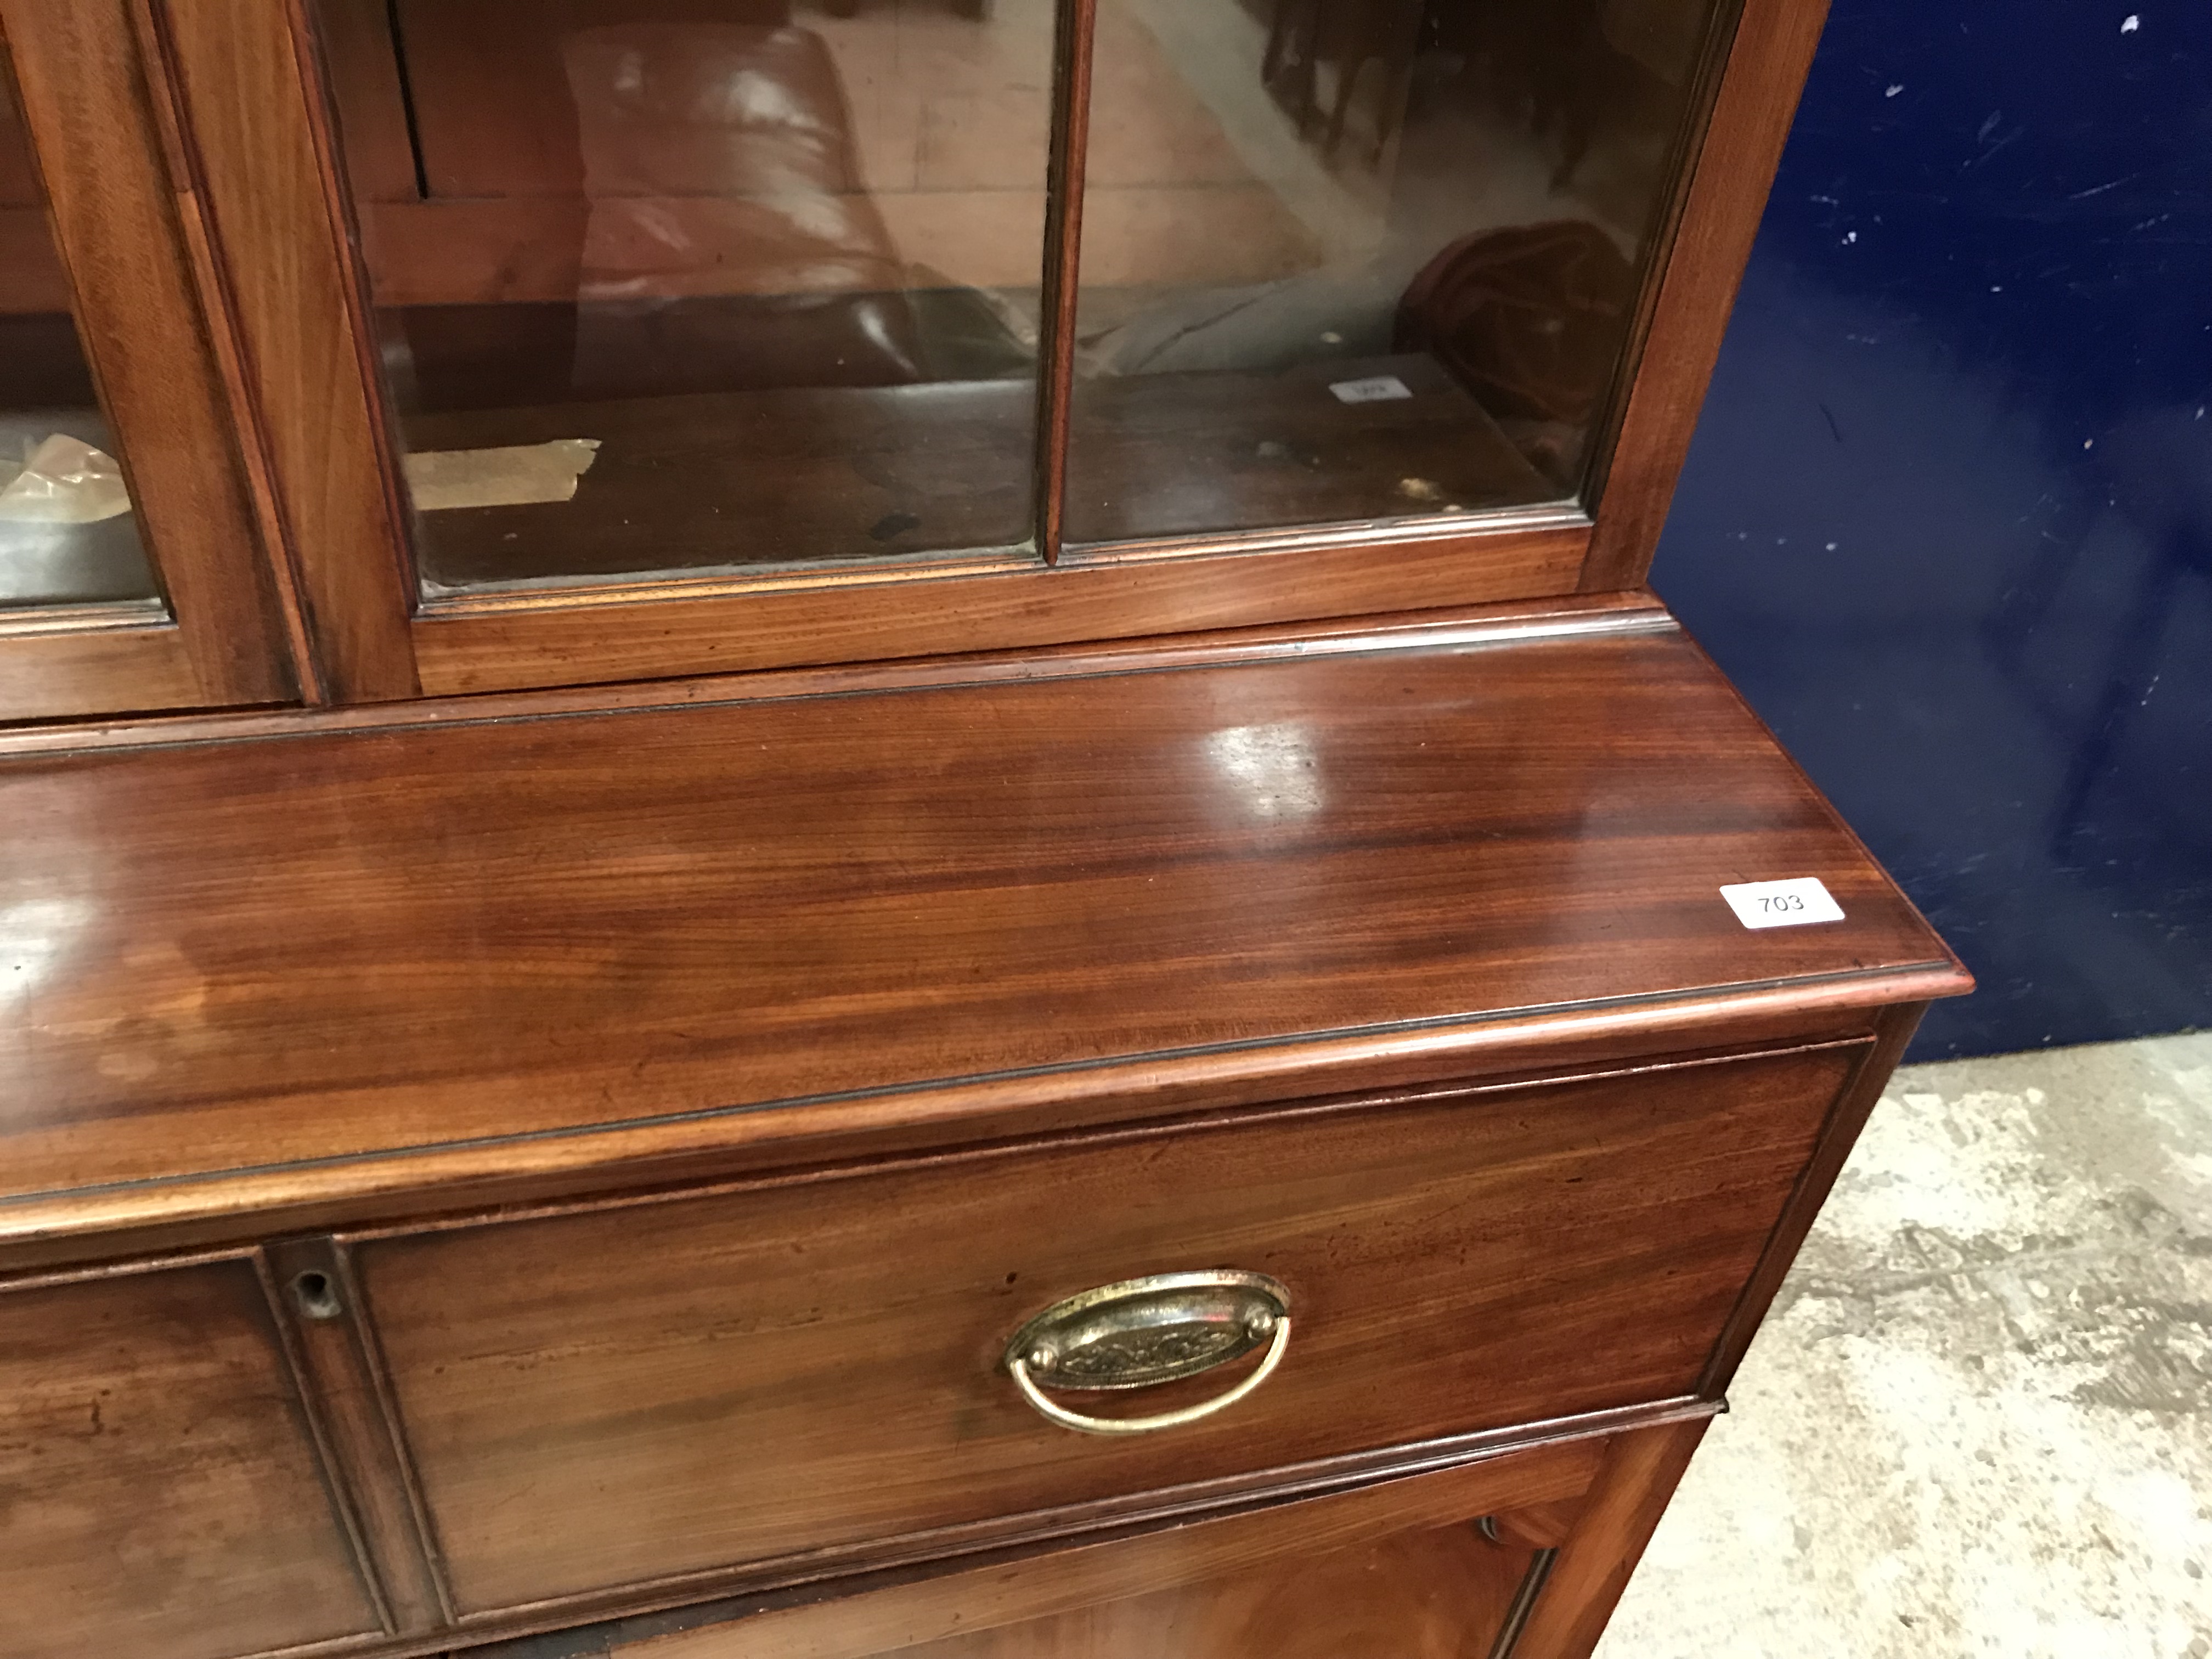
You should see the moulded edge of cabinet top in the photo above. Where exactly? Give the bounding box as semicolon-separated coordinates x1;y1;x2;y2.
0;601;1969;1257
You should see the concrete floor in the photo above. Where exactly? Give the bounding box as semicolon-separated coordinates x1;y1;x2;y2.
1595;1032;2212;1659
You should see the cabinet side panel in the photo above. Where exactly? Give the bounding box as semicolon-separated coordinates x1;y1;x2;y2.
1505;1417;1709;1659
1698;1000;1929;1393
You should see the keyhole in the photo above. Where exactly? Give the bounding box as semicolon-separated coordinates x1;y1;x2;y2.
292;1269;343;1321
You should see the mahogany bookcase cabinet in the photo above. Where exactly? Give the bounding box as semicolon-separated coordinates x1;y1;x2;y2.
0;1;1966;1656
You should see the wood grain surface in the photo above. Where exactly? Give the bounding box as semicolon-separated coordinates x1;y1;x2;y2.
0;620;1964;1251
307;0;418;204
0;1255;382;1659
0;610;205;721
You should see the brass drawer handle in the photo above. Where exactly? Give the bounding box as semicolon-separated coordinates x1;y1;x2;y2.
1002;1270;1292;1436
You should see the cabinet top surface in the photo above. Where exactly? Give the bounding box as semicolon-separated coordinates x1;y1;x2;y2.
0;612;1965;1242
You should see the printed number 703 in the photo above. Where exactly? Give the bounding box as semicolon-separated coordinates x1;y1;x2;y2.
1759;894;1807;912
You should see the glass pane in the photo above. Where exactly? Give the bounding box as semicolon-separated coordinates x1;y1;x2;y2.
312;0;1057;595
0;58;157;612
1065;0;1730;545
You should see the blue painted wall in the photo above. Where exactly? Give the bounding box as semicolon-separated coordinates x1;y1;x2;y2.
1653;0;2212;1059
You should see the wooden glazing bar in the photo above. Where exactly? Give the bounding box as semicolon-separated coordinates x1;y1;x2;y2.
1030;0;1099;566
150;0;421;701
125;0;326;702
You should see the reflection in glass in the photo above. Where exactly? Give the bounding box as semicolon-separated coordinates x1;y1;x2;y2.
0;62;156;611
312;0;1057;593
1065;0;1727;545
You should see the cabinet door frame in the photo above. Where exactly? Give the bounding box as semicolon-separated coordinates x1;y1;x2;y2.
0;0;301;721
166;0;1827;703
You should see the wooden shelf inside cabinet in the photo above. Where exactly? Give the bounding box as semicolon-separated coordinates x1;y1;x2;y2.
402;354;1558;592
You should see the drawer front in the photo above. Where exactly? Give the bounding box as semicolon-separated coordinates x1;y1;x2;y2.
358;1045;1860;1616
0;1260;382;1659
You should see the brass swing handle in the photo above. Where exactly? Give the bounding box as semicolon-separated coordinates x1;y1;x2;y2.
1001;1270;1293;1437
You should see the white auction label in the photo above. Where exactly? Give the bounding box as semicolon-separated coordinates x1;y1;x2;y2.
1329;375;1413;404
1720;877;1845;929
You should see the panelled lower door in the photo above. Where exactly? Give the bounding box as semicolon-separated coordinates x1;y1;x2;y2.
0;1257;383;1659
459;1445;1600;1659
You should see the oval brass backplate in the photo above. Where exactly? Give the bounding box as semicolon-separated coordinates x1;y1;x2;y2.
1003;1269;1291;1392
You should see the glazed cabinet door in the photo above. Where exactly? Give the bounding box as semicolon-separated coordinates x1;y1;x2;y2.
0;1;295;722
168;0;1821;699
